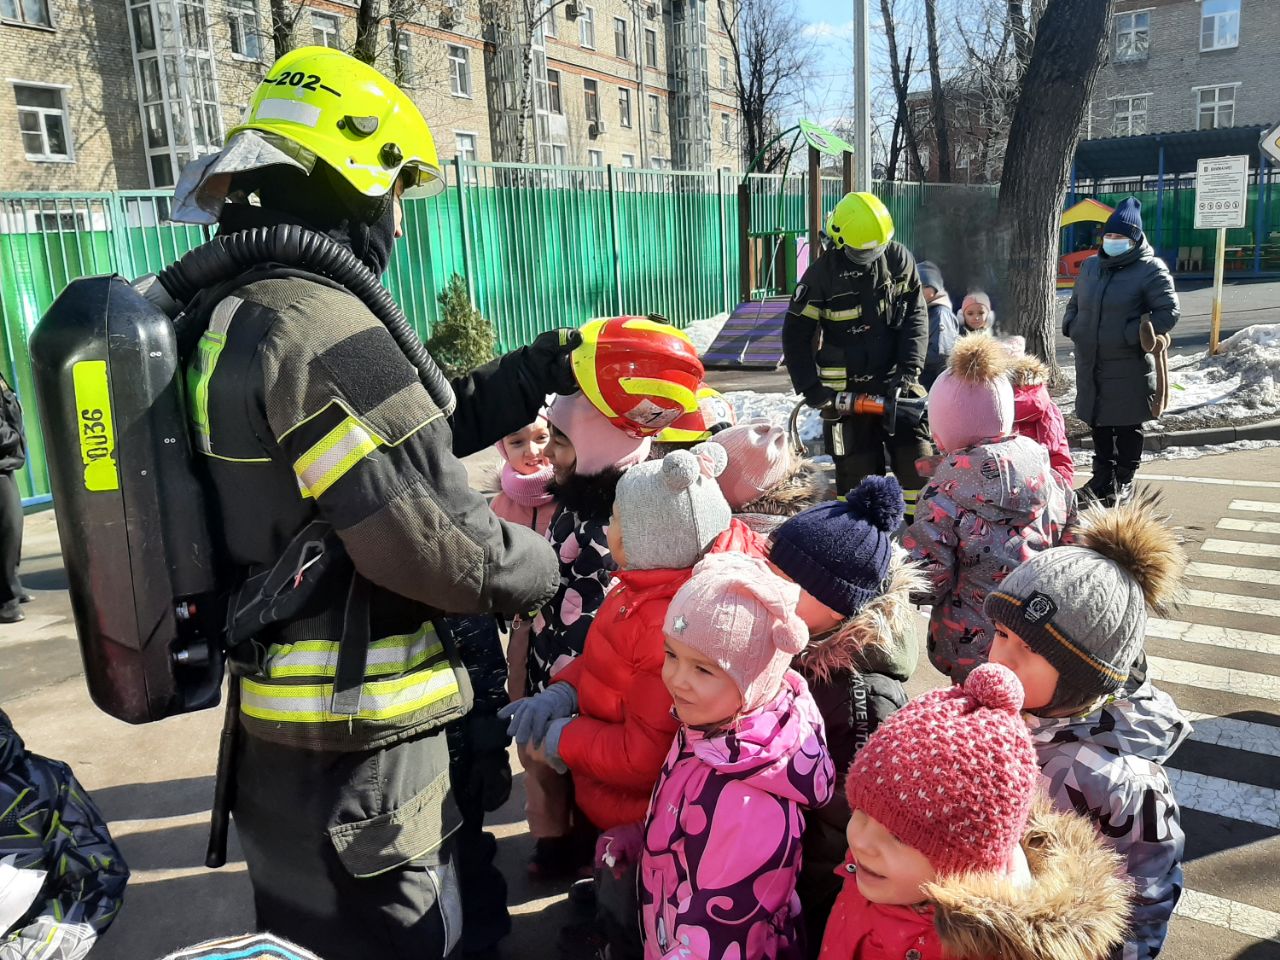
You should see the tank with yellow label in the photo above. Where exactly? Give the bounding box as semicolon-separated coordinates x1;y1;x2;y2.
30;275;223;723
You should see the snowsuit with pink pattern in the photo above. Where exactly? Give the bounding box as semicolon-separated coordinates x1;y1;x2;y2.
639;671;835;960
903;434;1075;682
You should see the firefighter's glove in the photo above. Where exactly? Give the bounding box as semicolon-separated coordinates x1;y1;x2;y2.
526;328;584;396
497;681;577;746
803;385;837;410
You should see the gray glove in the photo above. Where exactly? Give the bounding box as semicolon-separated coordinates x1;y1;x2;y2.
543;716;572;774
497;682;578;746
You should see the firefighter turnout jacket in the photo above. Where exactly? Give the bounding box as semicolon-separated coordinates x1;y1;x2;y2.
185;274;559;750
782;242;929;397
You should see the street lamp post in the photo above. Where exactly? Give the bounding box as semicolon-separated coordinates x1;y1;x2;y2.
853;0;872;191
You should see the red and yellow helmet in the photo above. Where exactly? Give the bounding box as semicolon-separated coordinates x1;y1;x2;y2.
658;384;736;443
571;316;704;438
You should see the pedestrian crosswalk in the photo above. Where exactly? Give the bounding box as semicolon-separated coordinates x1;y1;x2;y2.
1137;473;1280;951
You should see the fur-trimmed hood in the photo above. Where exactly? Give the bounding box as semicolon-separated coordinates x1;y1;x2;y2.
927;799;1131;960
736;459;831;527
795;548;924;684
1009;354;1050;387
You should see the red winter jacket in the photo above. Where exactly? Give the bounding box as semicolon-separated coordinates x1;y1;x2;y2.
554;519;766;831
1010;356;1074;486
819;858;941;960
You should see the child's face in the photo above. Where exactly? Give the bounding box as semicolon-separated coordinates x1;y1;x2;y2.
963;303;990;330
662;634;743;728
988;623;1061;712
767;561;844;635
846;809;938;905
501;421;551;475
545;424;577;484
607;505;627;570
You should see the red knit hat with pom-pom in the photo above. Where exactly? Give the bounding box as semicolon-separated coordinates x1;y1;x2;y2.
845;663;1038;876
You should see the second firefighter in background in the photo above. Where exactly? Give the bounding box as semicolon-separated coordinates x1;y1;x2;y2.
782;192;930;515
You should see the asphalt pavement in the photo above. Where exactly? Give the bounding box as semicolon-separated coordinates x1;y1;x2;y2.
4;448;1280;959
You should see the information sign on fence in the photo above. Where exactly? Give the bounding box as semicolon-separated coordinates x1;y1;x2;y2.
1194;155;1249;230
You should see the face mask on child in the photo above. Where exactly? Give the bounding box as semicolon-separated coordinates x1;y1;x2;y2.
1101;237;1134;257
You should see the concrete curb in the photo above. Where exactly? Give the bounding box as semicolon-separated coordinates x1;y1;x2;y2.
1076;416;1280;452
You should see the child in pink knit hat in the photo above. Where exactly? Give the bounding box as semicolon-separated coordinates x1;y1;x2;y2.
638;552;834;960
819;663;1130;960
708;418;832;535
905;334;1074;682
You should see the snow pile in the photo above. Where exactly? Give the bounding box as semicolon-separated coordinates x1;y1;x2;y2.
1161;323;1280;428
683;312;729;355
723;390;824;445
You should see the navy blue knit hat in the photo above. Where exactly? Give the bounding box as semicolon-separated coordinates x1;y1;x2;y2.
1103;197;1144;243
769;475;905;616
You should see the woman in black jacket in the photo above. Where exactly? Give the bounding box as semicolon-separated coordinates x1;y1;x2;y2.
1063;197;1179;506
0;371;27;623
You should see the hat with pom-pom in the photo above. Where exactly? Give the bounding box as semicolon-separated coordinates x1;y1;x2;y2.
707;418;796;510
984;491;1187;712
769;475;904;616
846;663;1039;876
928;332;1015;452
664;552;808;711
615;443;733;570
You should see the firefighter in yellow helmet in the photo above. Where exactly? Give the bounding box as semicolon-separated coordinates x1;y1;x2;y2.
782;192;931;513
171;49;577;960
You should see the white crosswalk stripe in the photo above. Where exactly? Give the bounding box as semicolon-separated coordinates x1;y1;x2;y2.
1174;890;1280;944
1185;712;1280;756
1167;768;1280;829
1218;517;1280;536
1186;561;1280;587
1228;499;1280;515
1180;587;1280;619
1200;538;1280;559
1143;474;1280;489
1149;655;1280;701
1148;619;1280;657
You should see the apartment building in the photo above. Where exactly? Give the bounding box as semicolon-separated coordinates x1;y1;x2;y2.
1085;0;1279;140
0;0;740;194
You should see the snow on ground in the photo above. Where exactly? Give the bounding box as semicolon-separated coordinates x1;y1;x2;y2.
1160;324;1280;427
722;390;824;444
683;312;729;355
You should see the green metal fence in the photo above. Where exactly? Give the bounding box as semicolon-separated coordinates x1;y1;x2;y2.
0;161;996;505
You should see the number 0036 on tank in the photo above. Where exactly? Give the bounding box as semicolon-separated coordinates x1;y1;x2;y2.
72;360;119;492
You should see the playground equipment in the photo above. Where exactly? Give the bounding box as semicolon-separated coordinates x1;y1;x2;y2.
1057;198;1113;289
705;120;855;370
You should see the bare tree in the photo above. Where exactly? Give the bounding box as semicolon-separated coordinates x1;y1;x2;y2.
879;0;925;182
718;0;811;172
997;0;1114;371
923;0;951;182
269;0;308;59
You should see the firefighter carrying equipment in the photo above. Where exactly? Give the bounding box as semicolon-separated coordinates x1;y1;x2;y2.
828;387;928;438
571;315;705;438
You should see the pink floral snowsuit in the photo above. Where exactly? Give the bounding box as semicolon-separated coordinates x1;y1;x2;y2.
903;433;1075;682
639;671;834;960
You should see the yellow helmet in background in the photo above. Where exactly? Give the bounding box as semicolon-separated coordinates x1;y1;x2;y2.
825;192;895;250
228;46;444;199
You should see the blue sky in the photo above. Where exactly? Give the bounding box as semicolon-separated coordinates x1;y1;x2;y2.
788;0;892;131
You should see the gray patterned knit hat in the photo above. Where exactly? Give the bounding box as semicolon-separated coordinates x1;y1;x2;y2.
984;494;1185;711
615;444;732;570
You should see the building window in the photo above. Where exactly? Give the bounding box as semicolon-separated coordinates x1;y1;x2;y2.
455;132;478;184
1111;95;1148;136
583;78;599;122
0;0;51;27
448;45;472;97
614;17;628;58
648;93;662;133
644;28;657;68
1201;0;1239;51
390;26;413;85
651;156;667;170
311;11;340;48
618;87;632;127
541;0;557;38
229;0;262;59
14;83;70;161
621;153;636;167
551;144;568;166
719;55;730;88
588;149;603;168
1197;85;1237;130
579;6;595;48
720;112;731;145
546;68;563;114
1113;11;1148;62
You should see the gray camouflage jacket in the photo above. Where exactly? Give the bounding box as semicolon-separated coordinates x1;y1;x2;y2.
1026;669;1190;960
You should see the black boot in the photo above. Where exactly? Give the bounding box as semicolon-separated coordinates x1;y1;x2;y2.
1079;459;1115;506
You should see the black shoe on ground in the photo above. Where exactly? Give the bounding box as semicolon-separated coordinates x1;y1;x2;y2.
0;602;23;624
568;877;597;913
1078;475;1113;506
18;593;30;604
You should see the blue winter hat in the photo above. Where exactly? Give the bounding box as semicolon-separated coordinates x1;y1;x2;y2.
769;475;905;616
917;259;945;292
1103;197;1144;243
